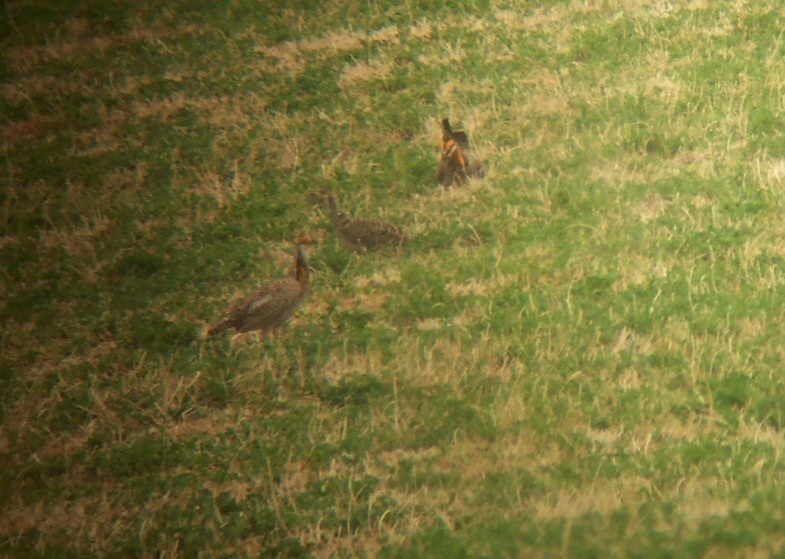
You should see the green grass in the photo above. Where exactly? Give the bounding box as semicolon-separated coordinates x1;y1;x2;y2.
5;0;785;556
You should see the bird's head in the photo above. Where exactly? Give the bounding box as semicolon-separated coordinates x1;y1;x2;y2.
441;117;452;141
312;188;340;215
441;117;469;148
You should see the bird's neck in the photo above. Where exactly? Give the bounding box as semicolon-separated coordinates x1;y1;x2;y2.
328;197;348;225
293;253;309;286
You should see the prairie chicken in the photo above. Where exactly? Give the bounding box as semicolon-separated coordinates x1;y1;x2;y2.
436;117;484;188
208;239;313;336
317;190;407;252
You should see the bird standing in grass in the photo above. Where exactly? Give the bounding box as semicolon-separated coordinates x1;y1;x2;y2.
317;189;407;252
208;237;315;336
436;117;484;188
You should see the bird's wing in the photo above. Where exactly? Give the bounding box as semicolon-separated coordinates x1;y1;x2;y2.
247;293;275;314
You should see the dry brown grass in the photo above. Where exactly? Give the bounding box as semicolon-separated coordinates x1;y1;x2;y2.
339;58;394;87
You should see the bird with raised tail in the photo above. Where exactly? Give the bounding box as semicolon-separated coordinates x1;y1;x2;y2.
208;237;315;336
436;117;484;188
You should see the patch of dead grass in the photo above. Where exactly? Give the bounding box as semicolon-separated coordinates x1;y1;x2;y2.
339;58;393;87
36;214;113;262
589;157;687;186
11;35;112;66
677;479;750;520
0;499;47;539
409;20;432;39
614;253;671;290
261;26;400;76
260;41;306;74
131;91;265;131
338;292;388;312
34;423;96;461
163;407;250;440
447;278;489;297
533;476;653;519
618;367;643;390
188;168;254;208
417;43;466;66
367;26;400;44
133;91;189;120
0;114;56;146
4;22;201;70
658;415;705;442
196;94;267;128
390;334;518;387
755;156;785;189
319;351;386;384
493;2;601;32
352;268;401;289
522;90;572;117
300;31;363;53
1;76;53;104
608;326;655;357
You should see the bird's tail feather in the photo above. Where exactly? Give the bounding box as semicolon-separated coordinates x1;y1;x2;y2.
208;320;232;336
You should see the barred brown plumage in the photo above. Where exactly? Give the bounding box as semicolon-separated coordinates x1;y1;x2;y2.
436;117;484;188
317;190;407;252
208;240;313;336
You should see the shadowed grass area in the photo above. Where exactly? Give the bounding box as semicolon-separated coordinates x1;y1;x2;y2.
5;0;785;557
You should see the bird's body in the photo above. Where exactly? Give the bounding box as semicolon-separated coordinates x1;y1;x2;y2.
208;245;309;336
319;191;407;252
436;117;484;188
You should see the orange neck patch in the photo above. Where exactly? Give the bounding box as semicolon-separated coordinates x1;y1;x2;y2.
443;139;468;168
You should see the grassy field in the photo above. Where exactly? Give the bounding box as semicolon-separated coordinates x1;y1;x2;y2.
4;0;785;556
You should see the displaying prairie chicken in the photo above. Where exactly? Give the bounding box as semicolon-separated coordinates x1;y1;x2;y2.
317;190;407;252
208;239;314;336
436;117;484;188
